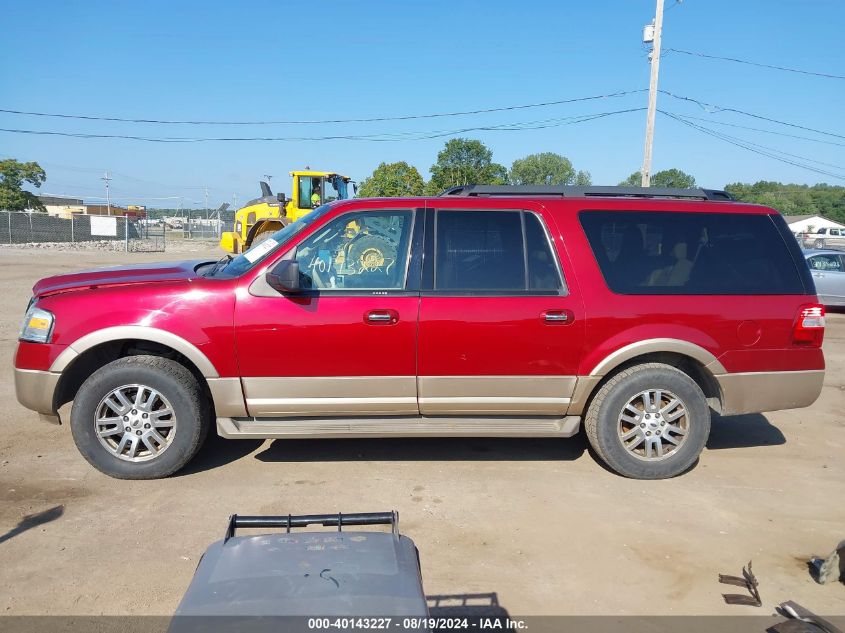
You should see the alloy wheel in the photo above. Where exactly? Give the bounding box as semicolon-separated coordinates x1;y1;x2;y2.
617;389;689;461
94;384;177;462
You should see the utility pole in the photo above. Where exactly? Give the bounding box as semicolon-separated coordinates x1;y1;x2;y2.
641;0;665;187
101;171;112;215
204;185;209;219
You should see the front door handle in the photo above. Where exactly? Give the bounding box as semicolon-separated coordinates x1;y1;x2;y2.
365;310;399;325
541;310;573;324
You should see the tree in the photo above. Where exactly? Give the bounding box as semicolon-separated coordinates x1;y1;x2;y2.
508;152;592;186
619;168;697;189
724;181;845;224
427;138;508;194
358;161;426;198
0;159;47;211
510;152;574;185
574;170;592;186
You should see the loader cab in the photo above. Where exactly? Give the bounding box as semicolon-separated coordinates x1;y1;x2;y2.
291;171;355;222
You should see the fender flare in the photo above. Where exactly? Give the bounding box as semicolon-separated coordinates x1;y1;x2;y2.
50;326;220;378
588;338;727;377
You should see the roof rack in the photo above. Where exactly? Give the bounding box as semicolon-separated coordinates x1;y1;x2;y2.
224;511;399;542
440;185;733;201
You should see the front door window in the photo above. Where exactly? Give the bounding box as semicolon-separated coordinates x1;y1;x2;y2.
293;210;414;290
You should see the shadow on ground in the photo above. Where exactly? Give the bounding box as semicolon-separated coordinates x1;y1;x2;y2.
427;592;510;618
177;433;265;476
707;413;786;450
183;412;783;473
0;505;63;545
255;435;588;463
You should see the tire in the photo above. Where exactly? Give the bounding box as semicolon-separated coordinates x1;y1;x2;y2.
70;355;210;479
250;230;274;247
584;363;710;479
347;234;397;274
815;239;825;249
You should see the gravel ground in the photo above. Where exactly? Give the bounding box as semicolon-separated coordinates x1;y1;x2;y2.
0;246;843;616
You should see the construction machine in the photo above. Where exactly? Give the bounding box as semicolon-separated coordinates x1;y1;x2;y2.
219;170;355;254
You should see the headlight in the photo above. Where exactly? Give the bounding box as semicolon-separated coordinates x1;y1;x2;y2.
20;304;54;343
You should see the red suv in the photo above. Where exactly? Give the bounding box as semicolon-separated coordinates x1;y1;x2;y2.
14;186;825;480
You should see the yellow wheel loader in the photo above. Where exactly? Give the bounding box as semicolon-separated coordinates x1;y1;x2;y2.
219;170;355;254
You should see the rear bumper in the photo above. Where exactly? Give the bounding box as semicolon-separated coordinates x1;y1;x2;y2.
14;368;61;423
715;370;825;415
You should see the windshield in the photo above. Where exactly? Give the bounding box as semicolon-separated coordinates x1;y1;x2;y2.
214;203;336;277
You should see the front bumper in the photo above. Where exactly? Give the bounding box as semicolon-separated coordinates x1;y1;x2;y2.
14;368;61;423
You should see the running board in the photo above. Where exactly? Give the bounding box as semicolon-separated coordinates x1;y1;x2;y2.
216;415;581;439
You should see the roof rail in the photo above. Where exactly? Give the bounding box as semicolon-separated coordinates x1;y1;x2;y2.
439;185;733;201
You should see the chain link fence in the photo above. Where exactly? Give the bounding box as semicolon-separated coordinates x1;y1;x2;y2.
159;209;236;240
0;211;165;252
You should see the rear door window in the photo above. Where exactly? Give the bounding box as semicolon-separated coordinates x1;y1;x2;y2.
434;210;563;292
808;254;844;272
525;212;564;291
579;211;805;295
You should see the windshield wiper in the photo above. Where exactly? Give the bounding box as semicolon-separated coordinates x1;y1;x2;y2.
205;254;232;277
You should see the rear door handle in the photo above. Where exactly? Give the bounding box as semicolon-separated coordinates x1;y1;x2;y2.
365;310;399;325
541;310;573;324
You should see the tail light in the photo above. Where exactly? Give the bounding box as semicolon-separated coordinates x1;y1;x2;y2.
793;304;825;346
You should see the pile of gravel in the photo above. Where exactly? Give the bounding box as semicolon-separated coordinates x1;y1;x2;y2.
0;240;157;252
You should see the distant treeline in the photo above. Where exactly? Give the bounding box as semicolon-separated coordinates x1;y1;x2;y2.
145;182;845;225
724;182;845;224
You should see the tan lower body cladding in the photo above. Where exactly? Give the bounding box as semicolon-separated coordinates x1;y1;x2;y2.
235;370;824;420
240;375;577;417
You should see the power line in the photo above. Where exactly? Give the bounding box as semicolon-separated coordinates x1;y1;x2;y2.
0;89;647;125
659;110;845;171
0;107;645;143
663;112;845;148
661;111;845;181
659;90;845;140
663;48;845;80
41;192;202;203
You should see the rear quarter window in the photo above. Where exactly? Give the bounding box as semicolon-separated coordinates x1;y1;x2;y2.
579;210;806;295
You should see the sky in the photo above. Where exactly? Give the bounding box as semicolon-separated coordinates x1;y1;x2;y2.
1;0;844;209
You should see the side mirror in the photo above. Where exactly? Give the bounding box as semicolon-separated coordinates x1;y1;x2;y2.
266;260;301;294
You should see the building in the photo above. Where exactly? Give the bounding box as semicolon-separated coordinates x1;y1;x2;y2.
84;203;145;218
37;195;85;219
784;214;845;234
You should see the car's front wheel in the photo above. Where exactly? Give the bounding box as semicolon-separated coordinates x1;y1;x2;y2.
584;363;711;479
70;355;209;479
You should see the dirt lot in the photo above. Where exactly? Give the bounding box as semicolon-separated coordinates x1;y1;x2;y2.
0;246;843;616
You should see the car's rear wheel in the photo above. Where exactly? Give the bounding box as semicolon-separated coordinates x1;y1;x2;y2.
70;355;209;479
815;238;826;248
584;362;711;479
